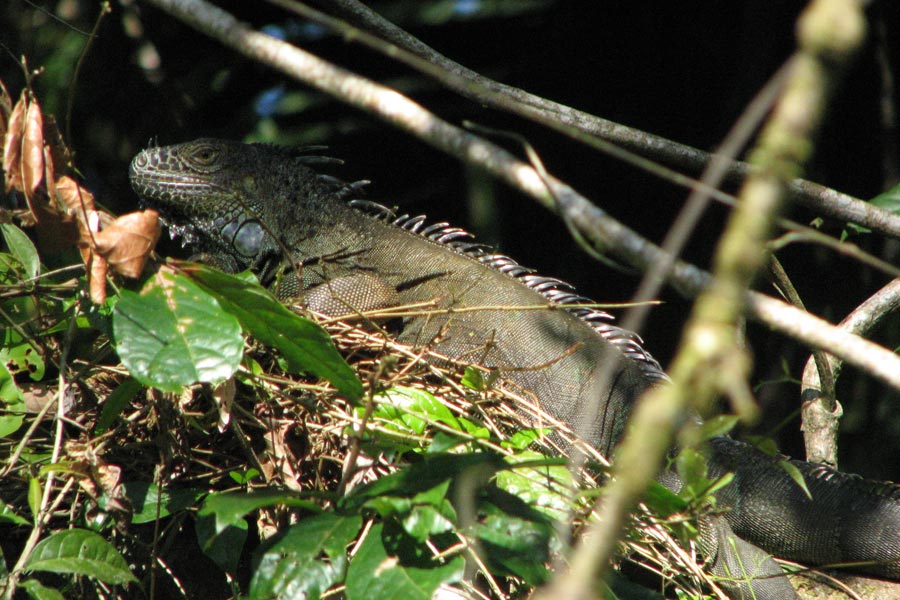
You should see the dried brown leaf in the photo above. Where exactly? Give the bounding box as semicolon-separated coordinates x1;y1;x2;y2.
3;91;26;193
55;174;97;216
88;250;108;304
93;209;160;279
21;95;45;202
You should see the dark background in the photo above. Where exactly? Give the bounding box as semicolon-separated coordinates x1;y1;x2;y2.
2;0;899;478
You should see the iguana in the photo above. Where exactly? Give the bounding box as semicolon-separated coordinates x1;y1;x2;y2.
129;138;900;600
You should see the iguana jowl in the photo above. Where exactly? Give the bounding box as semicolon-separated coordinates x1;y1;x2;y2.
130;138;900;600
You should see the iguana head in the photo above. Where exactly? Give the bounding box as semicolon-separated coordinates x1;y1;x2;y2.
129;138;339;272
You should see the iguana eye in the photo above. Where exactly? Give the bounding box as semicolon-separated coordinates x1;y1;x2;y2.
191;145;218;165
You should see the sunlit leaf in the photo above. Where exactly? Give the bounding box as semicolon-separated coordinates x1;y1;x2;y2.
24;529;137;585
112;268;243;392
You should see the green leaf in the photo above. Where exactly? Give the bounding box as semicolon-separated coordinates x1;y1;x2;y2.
28;476;41;520
121;482;205;524
24;529;137;585
341;453;506;511
198;489;321;531
777;460;812;500
345;522;464;600
0;498;31;525
372;387;462;437
94;378;143;434
0;223;40;280
0;329;44;382
496;451;573;519
468;488;553;585
0;361;26;437
196;512;247;575
249;513;362;600
0;413;24;438
112;269;243;392
19;579;65;600
676;449;708;490
871;183;900;214
181;262;362;399
229;468;261;485
643;481;689;517
460;366;486;390
197;489;322;574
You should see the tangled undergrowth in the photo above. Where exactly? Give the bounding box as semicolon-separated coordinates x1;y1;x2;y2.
0;69;728;600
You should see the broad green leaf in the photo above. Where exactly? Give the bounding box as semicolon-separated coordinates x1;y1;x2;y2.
181;262;362;399
121;482;205;524
643;481;689;517
24;529;137;585
363;480;456;542
345;522;464;600
19;579;65;600
112;269;243;392
675;448;709;496
341;452;505;511
460;366;486;390
370;387;462;438
401;505;454;541
871;183;900;214
249;513;362;600
196;512;246;575
0;223;40;280
0;413;24;437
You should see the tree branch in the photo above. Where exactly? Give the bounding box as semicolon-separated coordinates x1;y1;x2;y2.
141;0;900;392
302;0;900;239
801;277;900;466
